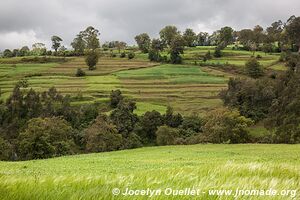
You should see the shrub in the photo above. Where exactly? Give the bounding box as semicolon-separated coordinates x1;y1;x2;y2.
84;115;122;152
156;126;180;145
128;52;135;59
256;54;262;59
120;52;126;58
85;50;99;70
75;68;86;77
245;57;264;78
18;117;75;160
203;108;253;143
214;47;222;58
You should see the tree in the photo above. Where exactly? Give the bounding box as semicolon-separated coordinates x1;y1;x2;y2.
19;46;30;57
214;47;222;58
80;26;100;50
245;57;264;78
84;115;122;152
169;35;185;64
3;49;13;58
110;90;123;108
128;52;135;59
71;34;85;55
115;41;127;53
197;32;209;46
238;29;254;49
148;39;164;62
135;33;151;53
164;106;183;128
85;50;99;70
253;25;265;46
156;126;179;145
51;36;63;52
0;137;13;160
110;99;138;136
219;26;234;47
266;20;283;44
18;117;74;160
12;49;19;57
183;28;196;47
203;108;253;143
135;110;164;142
159;25;180;46
265;66;300;143
286;16;300;53
220;77;276;121
32;43;46;56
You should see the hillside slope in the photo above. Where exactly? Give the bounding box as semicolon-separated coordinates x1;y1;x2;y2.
0;144;299;199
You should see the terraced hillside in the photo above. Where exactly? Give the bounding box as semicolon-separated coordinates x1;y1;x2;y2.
0;47;282;115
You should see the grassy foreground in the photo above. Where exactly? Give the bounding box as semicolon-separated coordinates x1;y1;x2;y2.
0;144;299;200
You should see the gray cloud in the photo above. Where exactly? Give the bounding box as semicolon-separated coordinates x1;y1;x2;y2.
0;0;299;50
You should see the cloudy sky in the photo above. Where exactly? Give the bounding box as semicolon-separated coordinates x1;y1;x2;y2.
0;0;299;50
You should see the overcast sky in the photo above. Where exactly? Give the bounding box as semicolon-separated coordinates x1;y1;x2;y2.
0;0;299;50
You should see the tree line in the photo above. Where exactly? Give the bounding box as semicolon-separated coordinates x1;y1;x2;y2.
134;15;300;63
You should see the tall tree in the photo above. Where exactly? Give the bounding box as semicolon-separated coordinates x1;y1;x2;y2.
286;16;300;53
183;28;196;47
219;26;234;48
159;25;180;46
51;36;63;52
80;26;100;50
71;34;85;56
197;32;209;46
169;35;185;64
135;33;151;53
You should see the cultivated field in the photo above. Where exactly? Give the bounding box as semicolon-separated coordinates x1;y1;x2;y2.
0;144;299;200
0;47;282;115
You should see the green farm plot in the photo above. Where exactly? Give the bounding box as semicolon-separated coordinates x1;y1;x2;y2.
0;144;299;200
114;64;228;114
0;63;57;77
0;52;233;115
183;47;280;67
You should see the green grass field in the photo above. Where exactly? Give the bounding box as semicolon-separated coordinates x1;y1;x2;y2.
0;144;299;200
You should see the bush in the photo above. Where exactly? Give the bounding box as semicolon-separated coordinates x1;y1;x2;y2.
84;115;122;152
18;117;75;160
214;47;222;58
75;68;86;77
203;51;212;61
85;50;99;70
156;126;180;145
120;52;126;58
128;52;135;59
256;54;262;59
245;57;264;78
203;108;253;143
